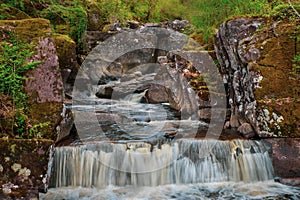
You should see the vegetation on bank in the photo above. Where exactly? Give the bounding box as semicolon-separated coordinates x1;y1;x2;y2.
0;0;299;138
0;30;40;138
0;0;299;43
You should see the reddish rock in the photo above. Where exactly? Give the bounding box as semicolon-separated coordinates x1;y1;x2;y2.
264;138;300;178
0;18;64;140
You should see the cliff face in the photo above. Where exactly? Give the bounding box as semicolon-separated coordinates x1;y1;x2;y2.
215;17;300;138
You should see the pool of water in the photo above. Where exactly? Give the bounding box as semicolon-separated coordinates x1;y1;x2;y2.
40;181;300;200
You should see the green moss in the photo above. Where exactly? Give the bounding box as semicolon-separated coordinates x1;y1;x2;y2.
0;4;31;20
53;33;76;69
0;18;52;43
40;4;87;49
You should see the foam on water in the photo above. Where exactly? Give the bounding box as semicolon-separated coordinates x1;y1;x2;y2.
40;181;300;200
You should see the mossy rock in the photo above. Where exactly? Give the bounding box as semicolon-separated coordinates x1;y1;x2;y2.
258;99;300;137
0;139;53;198
0;0;49;17
252;19;300;137
40;4;87;44
77;0;104;31
0;18;52;43
53;34;76;70
0;4;31;20
0;18;63;140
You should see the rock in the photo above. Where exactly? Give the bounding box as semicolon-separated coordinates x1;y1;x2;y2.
95;85;114;99
84;31;116;53
276;178;300;187
53;34;79;90
214;17;300;137
161;19;190;32
237;123;255;138
0;139;53;199
80;0;104;31
264;138;300;179
0;18;64;140
144;84;169;104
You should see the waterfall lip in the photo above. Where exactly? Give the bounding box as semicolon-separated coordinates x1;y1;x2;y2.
71;27;227;173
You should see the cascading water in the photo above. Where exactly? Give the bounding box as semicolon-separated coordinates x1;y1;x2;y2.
41;27;300;199
50;139;273;188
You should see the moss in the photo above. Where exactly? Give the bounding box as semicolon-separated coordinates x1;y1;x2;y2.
29;102;62;140
0;18;52;43
0;4;31;20
53;33;76;69
40;3;87;47
252;19;300;137
0;19;63;140
77;0;104;31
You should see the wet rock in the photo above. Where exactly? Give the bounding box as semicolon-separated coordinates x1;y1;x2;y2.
276;178;300;187
95;85;114;99
144;84;170;104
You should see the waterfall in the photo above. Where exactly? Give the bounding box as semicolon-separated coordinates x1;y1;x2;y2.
50;139;274;188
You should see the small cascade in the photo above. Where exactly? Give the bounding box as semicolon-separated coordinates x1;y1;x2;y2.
50;139;274;188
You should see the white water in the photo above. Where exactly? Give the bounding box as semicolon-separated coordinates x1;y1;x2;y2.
41;181;300;200
50;139;273;188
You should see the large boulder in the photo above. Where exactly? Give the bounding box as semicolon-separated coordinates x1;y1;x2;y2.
0;18;64;140
215;17;300;137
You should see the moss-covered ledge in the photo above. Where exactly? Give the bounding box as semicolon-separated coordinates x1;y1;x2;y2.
0;138;53;199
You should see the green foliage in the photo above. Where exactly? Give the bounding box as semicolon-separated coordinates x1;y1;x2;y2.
29;121;50;138
98;0;133;23
41;3;87;46
189;0;272;41
0;32;40;137
272;3;300;20
3;0;25;11
291;53;300;79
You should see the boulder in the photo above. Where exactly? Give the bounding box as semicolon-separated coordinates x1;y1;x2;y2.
144;84;170;104
215;17;300;137
0;18;64;140
237;123;255;138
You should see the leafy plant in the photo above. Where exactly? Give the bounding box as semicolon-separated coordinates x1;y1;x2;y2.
29;121;50;138
41;3;87;48
0;31;40;137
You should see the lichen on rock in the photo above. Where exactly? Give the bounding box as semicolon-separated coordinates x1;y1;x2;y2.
215;16;300;137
